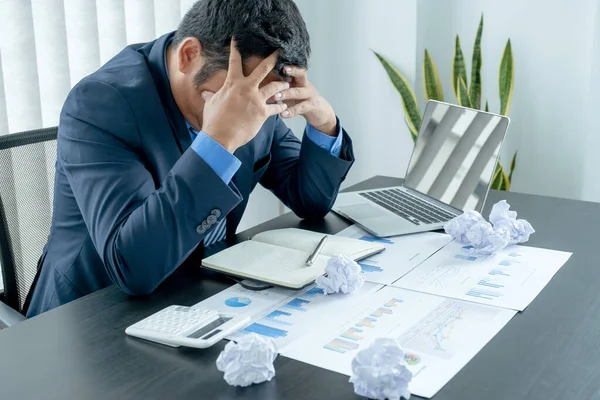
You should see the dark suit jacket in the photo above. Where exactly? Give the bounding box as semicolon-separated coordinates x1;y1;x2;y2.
26;32;354;317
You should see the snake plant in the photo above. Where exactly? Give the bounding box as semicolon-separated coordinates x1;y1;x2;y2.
374;15;516;191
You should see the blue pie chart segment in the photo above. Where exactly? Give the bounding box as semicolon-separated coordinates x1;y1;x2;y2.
225;297;252;308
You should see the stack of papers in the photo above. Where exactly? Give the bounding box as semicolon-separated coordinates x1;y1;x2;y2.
193;225;572;398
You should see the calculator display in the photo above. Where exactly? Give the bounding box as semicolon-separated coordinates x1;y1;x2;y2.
187;317;231;339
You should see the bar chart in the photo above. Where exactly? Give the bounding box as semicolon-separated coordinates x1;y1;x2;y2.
358;261;383;273
359;235;394;245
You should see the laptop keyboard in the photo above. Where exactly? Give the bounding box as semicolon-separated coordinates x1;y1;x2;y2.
359;188;457;225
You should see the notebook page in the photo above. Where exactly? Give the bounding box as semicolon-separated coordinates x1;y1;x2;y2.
202;241;329;288
253;228;382;259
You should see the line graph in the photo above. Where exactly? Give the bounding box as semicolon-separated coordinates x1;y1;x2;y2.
397;300;466;359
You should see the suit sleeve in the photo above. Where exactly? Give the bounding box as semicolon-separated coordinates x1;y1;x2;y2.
260;116;355;219
59;79;242;296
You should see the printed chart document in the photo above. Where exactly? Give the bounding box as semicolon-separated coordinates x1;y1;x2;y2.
192;283;296;320
282;286;516;399
229;282;384;349
393;240;572;311
336;225;453;285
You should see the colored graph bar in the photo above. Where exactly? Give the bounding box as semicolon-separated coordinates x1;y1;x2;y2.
370;307;393;317
466;288;503;300
384;298;403;307
244;323;288;338
455;254;477;261
303;287;324;297
359;235;394;245
359;263;383;273
283;298;310;311
509;251;522;257
340;327;364;341
465;290;493;300
356;317;377;328
264;310;294;326
323;338;360;353
491;266;512;274
477;279;504;289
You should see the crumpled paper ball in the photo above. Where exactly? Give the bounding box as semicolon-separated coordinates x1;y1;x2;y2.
349;338;412;400
464;220;511;255
444;200;534;255
215;333;278;387
443;210;486;242
315;254;365;295
489;200;535;244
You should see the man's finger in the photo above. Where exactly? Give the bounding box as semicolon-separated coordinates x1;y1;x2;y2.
265;101;288;117
227;38;243;79
250;49;279;83
201;91;215;102
283;66;308;85
280;100;311;118
275;86;311;101
260;81;290;100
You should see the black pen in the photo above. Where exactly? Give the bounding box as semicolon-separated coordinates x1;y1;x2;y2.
306;235;328;266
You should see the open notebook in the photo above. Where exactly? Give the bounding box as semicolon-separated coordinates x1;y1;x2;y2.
201;228;385;289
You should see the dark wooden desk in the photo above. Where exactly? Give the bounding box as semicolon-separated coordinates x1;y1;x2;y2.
1;176;599;400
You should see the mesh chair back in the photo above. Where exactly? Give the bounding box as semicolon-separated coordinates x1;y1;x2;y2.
0;127;57;311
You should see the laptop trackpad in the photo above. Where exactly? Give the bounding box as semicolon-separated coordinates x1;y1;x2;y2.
337;203;386;219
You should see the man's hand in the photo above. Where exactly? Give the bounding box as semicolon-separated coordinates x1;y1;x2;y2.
201;39;289;153
277;66;337;136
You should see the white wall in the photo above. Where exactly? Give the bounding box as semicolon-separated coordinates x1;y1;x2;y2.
416;0;600;201
581;3;600;202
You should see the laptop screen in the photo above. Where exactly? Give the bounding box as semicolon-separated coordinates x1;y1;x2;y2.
404;101;510;212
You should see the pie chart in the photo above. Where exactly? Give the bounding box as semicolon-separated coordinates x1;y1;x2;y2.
225;297;252;308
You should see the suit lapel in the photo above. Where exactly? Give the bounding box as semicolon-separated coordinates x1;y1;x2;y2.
143;32;192;153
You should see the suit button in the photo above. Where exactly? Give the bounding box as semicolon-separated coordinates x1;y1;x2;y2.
196;225;203;234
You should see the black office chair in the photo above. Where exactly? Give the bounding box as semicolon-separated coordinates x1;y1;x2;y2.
0;127;58;328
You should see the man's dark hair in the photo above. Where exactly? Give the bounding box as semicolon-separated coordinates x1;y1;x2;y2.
173;0;311;86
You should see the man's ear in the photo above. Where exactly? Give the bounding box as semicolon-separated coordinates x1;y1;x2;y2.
177;37;203;74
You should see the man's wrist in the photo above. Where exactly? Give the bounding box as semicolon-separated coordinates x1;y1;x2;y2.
312;117;338;136
203;130;239;154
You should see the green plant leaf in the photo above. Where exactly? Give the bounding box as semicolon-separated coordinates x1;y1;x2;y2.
499;39;514;115
373;50;422;141
485;100;489;112
404;116;419;139
457;77;472;109
469;15;483;110
452;35;468;100
501;169;511;190
508;151;517;182
491;161;510;191
423;49;444;102
491;162;503;190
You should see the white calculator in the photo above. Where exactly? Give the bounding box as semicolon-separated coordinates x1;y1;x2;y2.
125;305;250;348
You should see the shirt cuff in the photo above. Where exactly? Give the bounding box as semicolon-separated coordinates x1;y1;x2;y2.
305;117;343;157
190;131;241;184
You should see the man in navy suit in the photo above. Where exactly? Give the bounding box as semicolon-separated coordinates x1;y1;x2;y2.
26;0;354;316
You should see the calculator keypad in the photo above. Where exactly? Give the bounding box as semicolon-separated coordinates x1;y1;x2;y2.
132;306;220;337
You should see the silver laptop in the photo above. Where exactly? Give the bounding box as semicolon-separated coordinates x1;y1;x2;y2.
333;100;510;237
